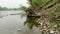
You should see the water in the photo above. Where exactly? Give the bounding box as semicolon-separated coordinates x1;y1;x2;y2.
0;11;40;34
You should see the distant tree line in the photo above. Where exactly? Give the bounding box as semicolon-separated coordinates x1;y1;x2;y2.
0;6;20;11
0;6;7;11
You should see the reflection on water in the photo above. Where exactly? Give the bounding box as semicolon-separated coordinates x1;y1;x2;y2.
24;17;40;29
0;11;40;34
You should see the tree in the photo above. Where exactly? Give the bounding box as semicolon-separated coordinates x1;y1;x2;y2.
20;0;60;34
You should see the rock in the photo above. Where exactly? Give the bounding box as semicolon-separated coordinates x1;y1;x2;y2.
17;28;21;31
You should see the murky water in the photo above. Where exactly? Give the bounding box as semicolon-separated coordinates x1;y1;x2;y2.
0;11;40;34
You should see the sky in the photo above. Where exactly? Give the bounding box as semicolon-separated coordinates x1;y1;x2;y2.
0;0;29;8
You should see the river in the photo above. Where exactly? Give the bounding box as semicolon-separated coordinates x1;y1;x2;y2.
0;11;40;34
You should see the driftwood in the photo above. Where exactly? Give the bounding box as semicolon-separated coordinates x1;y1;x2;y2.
27;15;40;18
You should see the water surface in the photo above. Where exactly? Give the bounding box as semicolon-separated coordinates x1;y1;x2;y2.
0;11;40;34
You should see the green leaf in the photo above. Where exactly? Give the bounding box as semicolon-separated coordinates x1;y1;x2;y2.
50;22;56;28
56;6;60;12
56;18;60;20
32;0;47;7
32;0;40;6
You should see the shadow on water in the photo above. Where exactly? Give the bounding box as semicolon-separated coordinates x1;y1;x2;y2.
24;17;40;29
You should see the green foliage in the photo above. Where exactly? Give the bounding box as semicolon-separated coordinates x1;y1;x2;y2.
58;27;60;32
56;18;60;20
32;0;40;6
32;0;47;7
50;22;56;28
56;6;60;12
19;5;27;11
58;24;60;32
46;0;56;5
